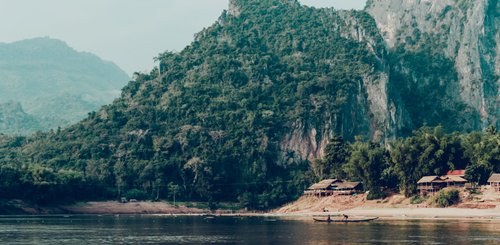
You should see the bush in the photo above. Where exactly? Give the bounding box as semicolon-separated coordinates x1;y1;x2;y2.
410;195;426;204
367;190;387;200
431;189;460;207
124;189;148;201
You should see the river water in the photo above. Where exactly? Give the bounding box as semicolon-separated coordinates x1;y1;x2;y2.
0;215;498;244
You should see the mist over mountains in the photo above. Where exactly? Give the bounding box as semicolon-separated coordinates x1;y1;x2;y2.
0;37;129;134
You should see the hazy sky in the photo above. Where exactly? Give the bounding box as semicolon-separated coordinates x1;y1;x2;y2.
0;0;367;75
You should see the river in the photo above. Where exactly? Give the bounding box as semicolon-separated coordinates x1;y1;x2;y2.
0;215;498;244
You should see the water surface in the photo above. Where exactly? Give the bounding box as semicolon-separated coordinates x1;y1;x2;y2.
0;215;498;244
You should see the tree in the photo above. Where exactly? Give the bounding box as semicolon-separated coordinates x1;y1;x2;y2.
462;128;500;183
168;182;181;206
323;135;349;179
344;141;387;199
311;158;328;180
465;160;492;184
485;125;497;136
388;139;420;196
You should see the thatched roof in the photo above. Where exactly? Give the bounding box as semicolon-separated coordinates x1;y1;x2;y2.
442;175;467;183
335;182;361;189
417;176;441;184
308;179;339;190
418;175;468;184
488;173;500;183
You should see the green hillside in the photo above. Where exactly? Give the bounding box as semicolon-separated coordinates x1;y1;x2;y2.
0;0;498;209
0;37;129;134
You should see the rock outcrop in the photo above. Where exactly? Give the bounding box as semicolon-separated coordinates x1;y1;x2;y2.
367;0;499;129
279;0;499;160
278;8;396;161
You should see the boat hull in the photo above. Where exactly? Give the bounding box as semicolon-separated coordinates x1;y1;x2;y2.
313;217;379;223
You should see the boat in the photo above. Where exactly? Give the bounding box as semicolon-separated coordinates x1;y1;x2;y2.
313;217;379;223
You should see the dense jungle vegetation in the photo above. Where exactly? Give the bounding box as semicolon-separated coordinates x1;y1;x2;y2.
1;126;498;208
0;0;498;209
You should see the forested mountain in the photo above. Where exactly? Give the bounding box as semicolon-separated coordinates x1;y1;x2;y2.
0;0;498;209
0;37;129;134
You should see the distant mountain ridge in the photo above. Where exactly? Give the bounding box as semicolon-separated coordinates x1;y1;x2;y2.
0;37;129;134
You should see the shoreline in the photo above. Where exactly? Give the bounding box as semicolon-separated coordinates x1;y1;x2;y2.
1;212;499;222
269;208;500;221
1;200;499;221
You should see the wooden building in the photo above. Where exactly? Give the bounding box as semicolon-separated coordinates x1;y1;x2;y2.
334;182;362;195
304;179;341;196
417;176;443;196
304;179;361;197
488;173;500;192
417;175;468;196
441;175;467;187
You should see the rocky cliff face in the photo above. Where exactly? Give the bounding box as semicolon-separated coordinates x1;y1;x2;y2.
225;0;499;162
367;0;499;129
278;8;397;161
279;0;499;160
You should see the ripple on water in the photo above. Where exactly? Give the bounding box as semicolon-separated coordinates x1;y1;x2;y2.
0;216;499;244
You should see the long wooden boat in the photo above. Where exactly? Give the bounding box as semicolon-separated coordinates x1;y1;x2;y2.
313;217;379;223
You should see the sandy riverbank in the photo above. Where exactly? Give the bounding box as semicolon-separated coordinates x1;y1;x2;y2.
2;186;500;221
63;201;209;215
0;200;212;215
273;208;500;221
1;200;500;221
59;200;500;221
273;188;500;220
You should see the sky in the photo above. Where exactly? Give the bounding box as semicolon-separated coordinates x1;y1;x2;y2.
0;0;367;75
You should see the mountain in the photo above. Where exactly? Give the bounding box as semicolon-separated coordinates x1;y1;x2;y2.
0;37;130;134
0;102;42;134
0;0;497;208
366;0;499;134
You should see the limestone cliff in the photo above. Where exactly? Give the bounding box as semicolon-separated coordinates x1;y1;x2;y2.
367;0;499;129
279;0;499;160
228;0;499;162
279;8;398;161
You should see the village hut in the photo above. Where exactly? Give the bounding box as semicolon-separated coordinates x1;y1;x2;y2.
332;182;362;195
417;176;444;195
488;173;500;192
304;179;341;197
417;174;469;195
441;175;467;187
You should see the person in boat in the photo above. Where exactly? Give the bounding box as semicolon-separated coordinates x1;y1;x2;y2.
343;214;349;220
